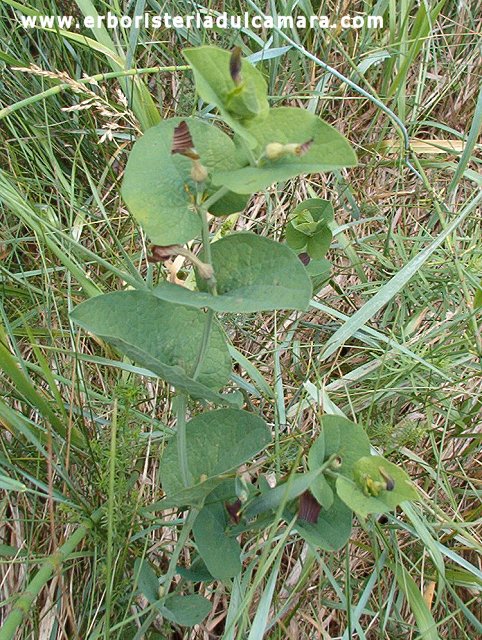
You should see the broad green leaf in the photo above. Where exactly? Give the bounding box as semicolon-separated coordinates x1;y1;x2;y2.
322;415;371;478
306;226;332;259
285;224;306;250
309;475;334;510
212;108;357;194
308;432;325;469
122;117;244;245
134;558;160;603
70;291;231;402
152;233;312;312
193;499;242;580
183;46;269;146
161;409;271;506
162;594;211;627
244;470;319;518
203;233;312;311
295;495;352;551
177;556;214;583
209;189;249;218
337;456;419;518
286;199;334;259
307;429;333;509
306;258;331;291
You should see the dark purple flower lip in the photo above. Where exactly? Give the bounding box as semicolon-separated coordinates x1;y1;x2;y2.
298;490;321;524
226;499;242;524
379;468;395;491
229;47;243;85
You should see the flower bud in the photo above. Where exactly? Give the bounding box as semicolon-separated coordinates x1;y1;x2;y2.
329;455;343;470
196;261;214;282
190;158;209;183
265;142;286;160
265;138;314;160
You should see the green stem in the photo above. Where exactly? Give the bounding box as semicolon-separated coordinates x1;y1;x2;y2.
104;401;118;639
202;186;229;212
0;509;102;640
176;394;191;488
191;203;219;381
191;309;214;382
198;207;215;289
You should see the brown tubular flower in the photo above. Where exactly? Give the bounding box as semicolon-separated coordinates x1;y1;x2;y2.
171;121;199;160
296;138;314;156
229;46;243;85
147;244;180;263
265;138;314;161
298;490;321;524
171;121;208;183
148;244;215;283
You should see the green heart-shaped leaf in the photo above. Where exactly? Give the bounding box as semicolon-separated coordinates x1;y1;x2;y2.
337;456;419;518
295;494;352;551
135;558;212;626
135;558;160;603
322;415;372;478
285;224;307;251
286;199;334;258
183;46;269;146
305;257;331;291
193;498;242;580
70;291;231;402
306;226;332;259
161;409;271;507
177;556;214;583
244;471;319;519
152;233;312;313
212;108;357;194
162;594;212;627
122;117;245;245
309;474;334;510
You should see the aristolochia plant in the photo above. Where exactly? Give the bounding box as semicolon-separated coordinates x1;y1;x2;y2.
71;47;418;628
